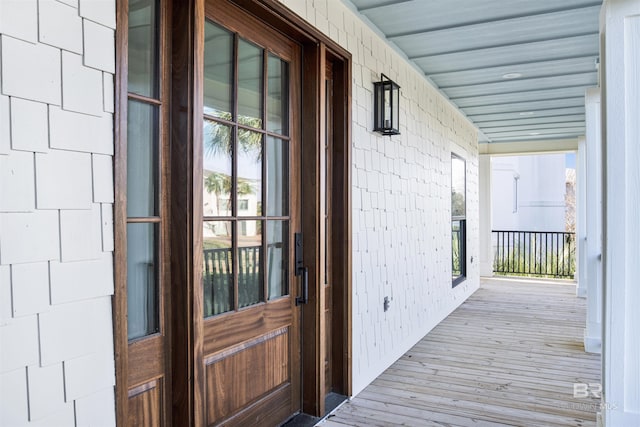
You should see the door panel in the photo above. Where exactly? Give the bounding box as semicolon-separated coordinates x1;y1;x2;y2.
128;380;163;427
201;1;301;425
205;327;289;423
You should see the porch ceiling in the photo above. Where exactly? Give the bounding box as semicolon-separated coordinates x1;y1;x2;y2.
345;0;602;143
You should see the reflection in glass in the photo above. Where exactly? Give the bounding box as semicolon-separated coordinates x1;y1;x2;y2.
451;155;466;217
127;223;159;340
452;220;464;279
266;136;288;216
127;100;158;217
267;221;288;299
392;84;399;130
204;21;233;120
267;55;288;135
128;0;158;97
203;120;233;216
204;221;233;317
237;39;263;128
238;220;263;308
238;130;262;216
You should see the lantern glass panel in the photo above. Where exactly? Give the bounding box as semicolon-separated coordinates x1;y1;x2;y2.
383;83;392;129
392;83;399;131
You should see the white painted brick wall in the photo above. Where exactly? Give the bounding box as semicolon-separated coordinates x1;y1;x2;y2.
0;0;116;425
280;0;481;396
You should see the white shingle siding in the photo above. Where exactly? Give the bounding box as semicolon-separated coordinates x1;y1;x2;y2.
10;97;49;153
38;0;84;54
83;20;116;73
35;150;93;209
0;150;36;212
49;105;114;154
62;51;106;116
74;386;116;427
10;262;51;317
26;362;67;421
0;95;10;154
280;0;481;396
0;369;30;426
0;0;38;43
59;205;103;262
0;0;116;424
0;36;62;105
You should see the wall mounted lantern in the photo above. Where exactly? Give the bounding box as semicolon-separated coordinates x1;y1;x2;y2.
373;73;401;136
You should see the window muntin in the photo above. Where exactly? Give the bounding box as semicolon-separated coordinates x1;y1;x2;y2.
451;154;466;286
202;20;291;317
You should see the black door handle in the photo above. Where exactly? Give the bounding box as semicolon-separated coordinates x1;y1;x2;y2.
296;266;308;306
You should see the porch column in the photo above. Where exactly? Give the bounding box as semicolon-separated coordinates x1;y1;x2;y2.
479;154;493;277
576;137;587;298
601;0;640;424
584;88;602;354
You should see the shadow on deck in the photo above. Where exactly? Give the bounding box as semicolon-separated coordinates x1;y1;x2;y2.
321;278;601;427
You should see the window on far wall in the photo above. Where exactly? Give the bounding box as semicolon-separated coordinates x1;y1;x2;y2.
451;153;466;286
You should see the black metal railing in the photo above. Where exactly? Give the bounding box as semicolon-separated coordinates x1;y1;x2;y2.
202;243;285;317
203;246;262;316
492;230;576;278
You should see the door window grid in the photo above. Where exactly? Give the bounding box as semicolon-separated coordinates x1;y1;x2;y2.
203;20;290;318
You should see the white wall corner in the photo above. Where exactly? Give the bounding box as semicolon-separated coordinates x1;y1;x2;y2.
576;137;587;298
601;0;640;422
584;329;602;354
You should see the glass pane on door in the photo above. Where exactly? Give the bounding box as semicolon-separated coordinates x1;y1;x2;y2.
266;136;288;216
204;221;233;317
237;39;263;128
238;220;263;308
237;130;262;216
267;220;288;299
203;120;233;217
204;22;233;120
127;100;159;218
127;223;159;340
267;54;288;135
128;0;159;98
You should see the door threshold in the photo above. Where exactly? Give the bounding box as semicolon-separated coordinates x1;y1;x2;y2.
281;393;348;427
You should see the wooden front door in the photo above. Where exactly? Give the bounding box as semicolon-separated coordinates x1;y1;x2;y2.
199;1;301;425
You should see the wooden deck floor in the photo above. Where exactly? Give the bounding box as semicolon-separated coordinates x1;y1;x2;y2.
321;278;601;427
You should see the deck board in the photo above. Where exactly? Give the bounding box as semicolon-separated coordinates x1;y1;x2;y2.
321;278;601;427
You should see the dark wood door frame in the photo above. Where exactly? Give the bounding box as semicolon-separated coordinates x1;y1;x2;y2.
115;0;351;424
208;1;353;418
298;42;352;416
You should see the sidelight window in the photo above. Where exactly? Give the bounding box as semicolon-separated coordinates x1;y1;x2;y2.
126;0;162;340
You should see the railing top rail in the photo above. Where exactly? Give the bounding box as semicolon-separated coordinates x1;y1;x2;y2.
492;230;575;235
